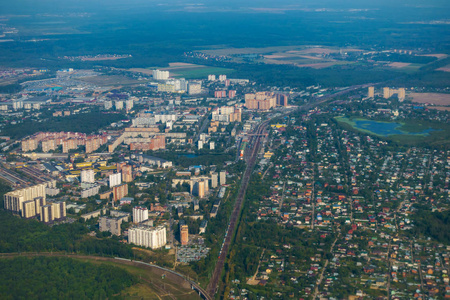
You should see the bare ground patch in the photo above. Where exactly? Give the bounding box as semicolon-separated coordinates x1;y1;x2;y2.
389;62;411;68
410;93;450;106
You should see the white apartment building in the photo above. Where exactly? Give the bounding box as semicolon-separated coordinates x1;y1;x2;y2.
4;183;47;214
188;82;202;95
109;173;122;188
133;206;149;223
152;69;170;80
81;169;95;183
128;226;166;249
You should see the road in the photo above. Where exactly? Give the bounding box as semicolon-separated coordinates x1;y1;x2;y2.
313;233;340;299
194;113;211;143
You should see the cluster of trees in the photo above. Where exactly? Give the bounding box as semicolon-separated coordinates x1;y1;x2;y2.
3;111;126;139
0;256;136;299
0;211;133;257
410;208;450;244
151;151;233;169
369;53;437;64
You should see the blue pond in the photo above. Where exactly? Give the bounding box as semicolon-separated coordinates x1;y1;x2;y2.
354;120;435;136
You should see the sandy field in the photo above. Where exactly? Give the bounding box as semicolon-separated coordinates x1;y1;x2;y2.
437;65;450;72
427;106;450;111
422;54;448;59
389;62;411;68
410;93;450;106
297;62;339;69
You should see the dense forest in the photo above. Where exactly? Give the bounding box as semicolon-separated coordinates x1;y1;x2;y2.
0;256;136;299
2;111;126;139
410;208;450;244
0;211;133;257
151;151;234;168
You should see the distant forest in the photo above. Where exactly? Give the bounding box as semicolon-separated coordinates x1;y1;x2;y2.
2;112;126;139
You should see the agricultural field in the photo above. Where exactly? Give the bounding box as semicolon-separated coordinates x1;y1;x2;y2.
200;45;361;69
410;93;450;106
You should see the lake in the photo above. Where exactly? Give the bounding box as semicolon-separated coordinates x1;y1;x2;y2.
353;120;435;136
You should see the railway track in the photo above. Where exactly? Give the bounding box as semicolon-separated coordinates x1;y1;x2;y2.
206;120;268;297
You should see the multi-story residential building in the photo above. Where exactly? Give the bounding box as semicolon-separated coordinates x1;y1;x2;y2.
180;224;189;245
22;200;36;218
99;217;123;236
188;82;202;95
115;101;124;110
220;171;226;186
128;134;165;151
104;100;113;110
211;172;218;188
121;165;133;183
4;183;47;214
158;83;176;93
368;86;375;98
152;69;169;80
126;99;133;111
109;173;122;188
133;206;148;223
40;201;65;223
215;90;227;98
190;177;209;198
245;92;277;110
276;94;288;106
211;106;242;123
81;169;95;183
81;185;100;198
128;226;167;249
21;132;107;154
41;139;57;152
113;183;128;201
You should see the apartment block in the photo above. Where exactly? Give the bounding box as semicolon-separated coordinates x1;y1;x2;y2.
128;226;167;249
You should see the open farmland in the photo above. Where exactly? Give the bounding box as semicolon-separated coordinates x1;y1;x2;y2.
410;93;450;106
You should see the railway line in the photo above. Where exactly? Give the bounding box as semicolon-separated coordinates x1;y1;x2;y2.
206;119;269;296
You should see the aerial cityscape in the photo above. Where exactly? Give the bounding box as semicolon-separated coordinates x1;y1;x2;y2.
0;0;449;299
